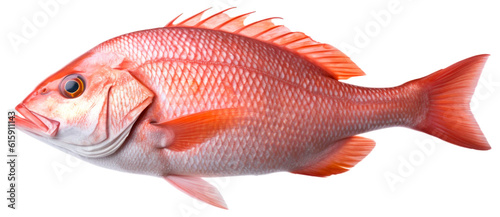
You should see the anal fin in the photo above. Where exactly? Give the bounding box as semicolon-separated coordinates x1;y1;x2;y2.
164;175;228;209
291;136;375;177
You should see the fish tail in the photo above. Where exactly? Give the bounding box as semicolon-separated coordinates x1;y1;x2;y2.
412;54;491;150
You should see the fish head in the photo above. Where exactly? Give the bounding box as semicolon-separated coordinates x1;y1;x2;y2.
16;51;154;157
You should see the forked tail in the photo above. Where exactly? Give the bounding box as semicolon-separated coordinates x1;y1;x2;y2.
412;54;490;150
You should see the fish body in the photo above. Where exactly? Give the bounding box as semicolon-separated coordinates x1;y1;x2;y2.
15;9;490;209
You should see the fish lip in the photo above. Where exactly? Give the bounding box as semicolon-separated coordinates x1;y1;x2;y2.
15;104;59;137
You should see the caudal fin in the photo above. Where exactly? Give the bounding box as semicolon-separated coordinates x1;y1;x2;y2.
413;54;490;150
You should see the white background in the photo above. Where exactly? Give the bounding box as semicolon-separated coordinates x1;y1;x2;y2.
1;0;499;217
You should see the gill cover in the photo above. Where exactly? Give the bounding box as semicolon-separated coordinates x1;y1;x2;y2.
65;52;154;158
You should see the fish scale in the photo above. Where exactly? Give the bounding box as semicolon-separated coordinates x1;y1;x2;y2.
14;9;490;209
92;26;425;176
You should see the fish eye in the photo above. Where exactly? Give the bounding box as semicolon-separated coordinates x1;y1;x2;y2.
59;74;85;98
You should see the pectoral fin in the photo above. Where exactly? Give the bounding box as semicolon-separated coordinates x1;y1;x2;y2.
163;175;228;209
291;136;375;177
152;108;245;152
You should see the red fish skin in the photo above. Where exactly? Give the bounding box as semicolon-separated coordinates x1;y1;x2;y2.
13;9;490;209
84;27;428;177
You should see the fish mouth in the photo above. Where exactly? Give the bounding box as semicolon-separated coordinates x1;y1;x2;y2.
15;104;59;137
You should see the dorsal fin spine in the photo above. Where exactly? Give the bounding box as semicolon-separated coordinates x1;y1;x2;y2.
281;36;309;47
248;24;282;38
195;7;235;27
234;17;280;34
176;8;210;26
165;8;365;80
268;32;297;43
166;13;183;27
303;50;335;55
214;12;254;30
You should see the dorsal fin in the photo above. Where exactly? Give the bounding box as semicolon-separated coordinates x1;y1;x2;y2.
165;8;365;80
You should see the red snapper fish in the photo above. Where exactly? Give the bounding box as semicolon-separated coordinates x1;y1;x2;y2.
15;8;490;209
